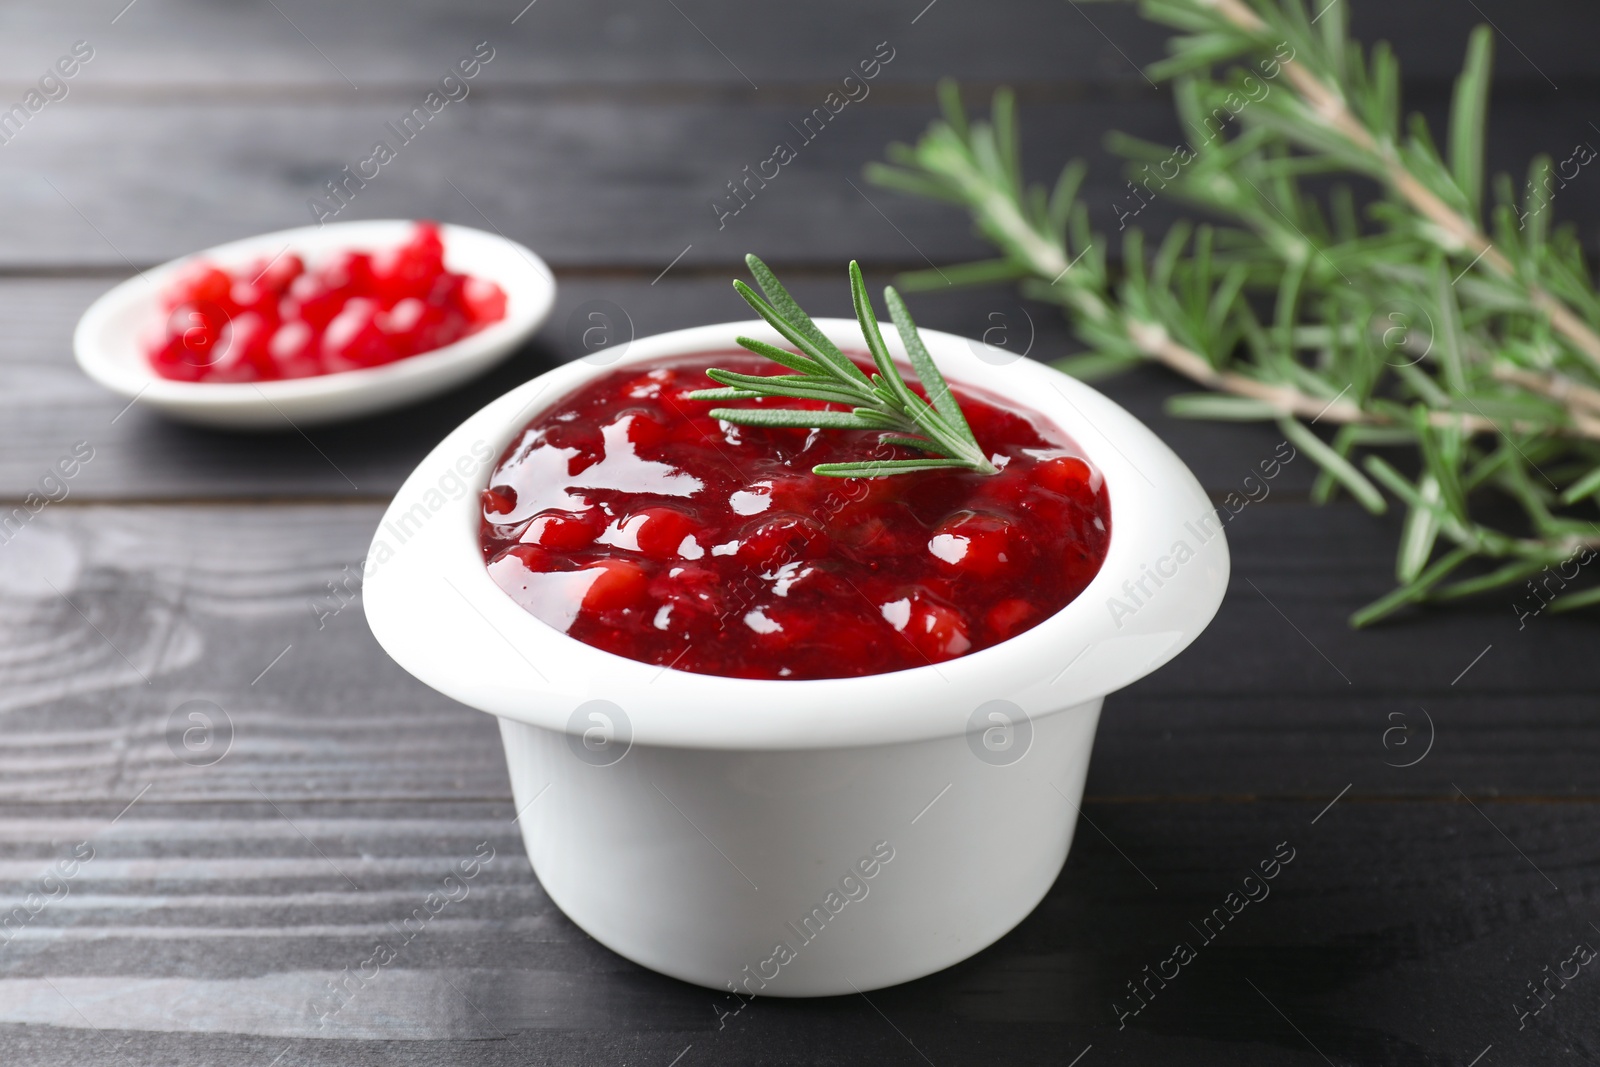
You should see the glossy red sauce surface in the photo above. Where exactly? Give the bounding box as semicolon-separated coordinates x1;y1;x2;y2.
147;222;507;382
479;353;1111;679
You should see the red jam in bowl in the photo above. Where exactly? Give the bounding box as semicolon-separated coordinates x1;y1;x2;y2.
147;222;507;382
479;354;1111;680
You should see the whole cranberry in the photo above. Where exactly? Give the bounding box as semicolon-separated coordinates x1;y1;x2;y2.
736;515;827;569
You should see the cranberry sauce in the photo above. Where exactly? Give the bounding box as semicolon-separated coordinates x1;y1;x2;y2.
478;353;1111;680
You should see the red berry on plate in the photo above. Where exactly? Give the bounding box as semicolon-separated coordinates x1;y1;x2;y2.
255;253;304;295
166;301;231;368
322;298;396;367
326;251;377;295
462;277;507;324
144;225;501;383
175;265;233;309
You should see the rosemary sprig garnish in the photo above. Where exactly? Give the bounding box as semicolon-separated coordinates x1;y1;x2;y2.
867;0;1600;624
685;254;998;478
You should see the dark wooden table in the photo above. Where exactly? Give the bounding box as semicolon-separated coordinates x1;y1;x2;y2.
3;2;1599;1063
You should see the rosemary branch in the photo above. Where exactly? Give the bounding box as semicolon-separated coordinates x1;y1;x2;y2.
685;254;998;478
868;0;1600;624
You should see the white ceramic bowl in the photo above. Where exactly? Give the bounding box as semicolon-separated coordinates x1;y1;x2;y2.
364;319;1229;996
74;220;556;429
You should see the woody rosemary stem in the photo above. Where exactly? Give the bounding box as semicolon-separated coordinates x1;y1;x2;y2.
1129;316;1600;439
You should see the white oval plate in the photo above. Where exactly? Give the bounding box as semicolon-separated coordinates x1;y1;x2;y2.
74;219;556;430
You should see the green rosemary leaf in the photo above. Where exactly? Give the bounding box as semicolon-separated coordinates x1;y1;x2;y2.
1146;32;1254;82
1561;466;1600;504
885;265;962;293
878;434;939;451
849;260;901;387
731;280;867;392
1139;1;1223;35
683;387;763;402
1349;545;1475;628
1521;155;1555;255
703;369;840;390
1448;26;1494;220
889;257;1032;289
707;408;877;431
849;408;910;431
701;257;998;477
1364;456;1479;544
936;77;969;141
1309;425;1361;505
1549;583;1600;613
992;87;1022;199
1393;362;1451;410
1280;417;1388;514
1429;266;1469;394
1434;554;1561;601
742;255;873;389
845;262;982;464
1412;410;1470;523
698;369;867;407
1396;476;1442;583
884;286;973;439
861;162;970;206
1051;352;1142;381
1317;0;1350;68
732;336;825;376
1165;393;1282;421
1047;161;1087;240
812;458;972;478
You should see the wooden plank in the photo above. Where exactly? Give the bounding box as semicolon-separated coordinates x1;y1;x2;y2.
0;504;500;804
0;274;1325;500
2;93;1597;271
0;0;1168;93
0;98;1179;270
0;0;1591;91
1;501;1596;810
0;797;1590;1062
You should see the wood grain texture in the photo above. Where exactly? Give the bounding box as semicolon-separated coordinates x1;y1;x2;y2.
1;0;1594;91
0;97;1176;269
1;92;1596;270
0;796;1593;1062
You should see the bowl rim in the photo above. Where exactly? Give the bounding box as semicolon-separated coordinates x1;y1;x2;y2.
363;318;1231;751
72;218;555;409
